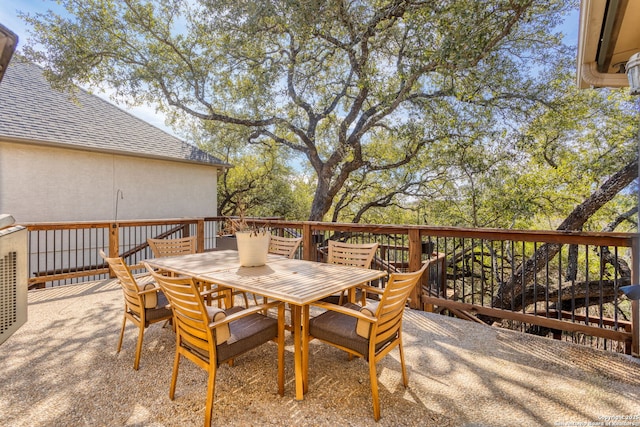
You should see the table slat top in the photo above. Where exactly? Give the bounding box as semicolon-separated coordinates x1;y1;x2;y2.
145;250;386;305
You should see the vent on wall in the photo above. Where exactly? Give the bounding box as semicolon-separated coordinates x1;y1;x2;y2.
0;224;27;346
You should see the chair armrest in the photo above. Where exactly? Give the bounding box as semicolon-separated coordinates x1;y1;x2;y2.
311;301;377;324
356;284;384;295
146;268;172;276
199;292;227;303
208;301;284;329
200;288;216;296
200;287;228;297
138;286;160;296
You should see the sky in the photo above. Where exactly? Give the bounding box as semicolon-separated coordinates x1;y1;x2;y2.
1;1;581;139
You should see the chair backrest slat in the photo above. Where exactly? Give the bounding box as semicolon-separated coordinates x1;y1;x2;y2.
269;235;302;258
148;236;197;258
180;327;210;351
328;241;379;268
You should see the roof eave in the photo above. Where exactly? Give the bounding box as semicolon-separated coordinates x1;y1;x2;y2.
577;0;638;89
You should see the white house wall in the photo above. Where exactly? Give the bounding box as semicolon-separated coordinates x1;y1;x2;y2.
0;141;218;223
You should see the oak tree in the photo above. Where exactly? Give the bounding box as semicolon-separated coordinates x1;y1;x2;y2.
21;0;572;220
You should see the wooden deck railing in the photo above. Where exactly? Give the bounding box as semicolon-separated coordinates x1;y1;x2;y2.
21;217;638;356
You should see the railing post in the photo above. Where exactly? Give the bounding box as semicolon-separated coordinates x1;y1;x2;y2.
408;227;422;309
197;219;205;253
632;235;639;356
109;222;119;258
108;222;119;278
302;223;314;261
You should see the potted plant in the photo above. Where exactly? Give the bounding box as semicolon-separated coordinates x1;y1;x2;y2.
223;207;270;267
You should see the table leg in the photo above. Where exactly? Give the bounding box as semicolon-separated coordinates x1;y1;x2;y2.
292;304;304;400
347;287;356;303
224;287;233;308
302;304;309;394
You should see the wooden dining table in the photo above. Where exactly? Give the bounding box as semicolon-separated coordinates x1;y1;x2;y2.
144;249;387;400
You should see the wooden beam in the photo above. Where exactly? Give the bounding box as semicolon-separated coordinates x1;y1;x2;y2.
407;228;422;309
421;296;632;343
302;223;314;261
29;268;111;286
197;219;205;253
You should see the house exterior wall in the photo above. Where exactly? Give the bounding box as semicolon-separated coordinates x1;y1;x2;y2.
0;140;218;223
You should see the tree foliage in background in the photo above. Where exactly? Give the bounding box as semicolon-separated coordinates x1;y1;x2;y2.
412;46;638;233
21;0;593;223
190;122;311;219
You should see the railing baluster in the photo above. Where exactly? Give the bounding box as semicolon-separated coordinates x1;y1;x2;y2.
521;240;526;315
557;245;562;321
533;241;538;317
585;244;590;326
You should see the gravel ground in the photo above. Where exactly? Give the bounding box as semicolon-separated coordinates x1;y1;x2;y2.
1;278;639;427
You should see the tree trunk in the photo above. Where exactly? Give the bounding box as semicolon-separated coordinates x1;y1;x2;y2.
309;173;330;221
519;278;631;311
493;158;638;311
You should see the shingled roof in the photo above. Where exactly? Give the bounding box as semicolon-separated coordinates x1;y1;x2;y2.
0;59;229;167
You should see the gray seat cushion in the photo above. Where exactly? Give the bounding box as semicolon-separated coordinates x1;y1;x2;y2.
216;309;278;363
180;306;277;364
309;303;396;360
144;291;172;321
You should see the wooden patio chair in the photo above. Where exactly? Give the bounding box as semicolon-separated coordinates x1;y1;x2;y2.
145;264;285;427
99;250;172;370
308;260;430;421
148;236;224;306
323;240;380;305
268;235;302;258
148;236;196;258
